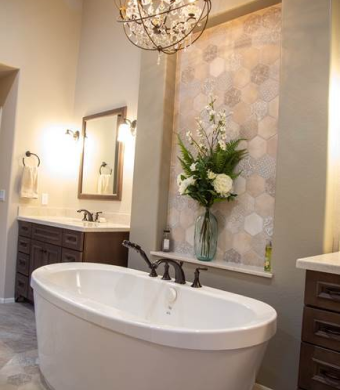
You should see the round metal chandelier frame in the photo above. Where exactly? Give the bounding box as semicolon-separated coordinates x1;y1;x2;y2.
116;0;212;55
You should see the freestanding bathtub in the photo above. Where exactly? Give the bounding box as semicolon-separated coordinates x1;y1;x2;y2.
31;263;277;390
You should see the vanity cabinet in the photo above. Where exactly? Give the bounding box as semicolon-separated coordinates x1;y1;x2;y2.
15;221;129;302
298;270;340;389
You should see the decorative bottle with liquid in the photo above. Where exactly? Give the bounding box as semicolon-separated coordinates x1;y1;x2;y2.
264;241;272;272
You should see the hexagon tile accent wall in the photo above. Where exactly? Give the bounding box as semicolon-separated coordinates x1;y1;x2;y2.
167;4;281;267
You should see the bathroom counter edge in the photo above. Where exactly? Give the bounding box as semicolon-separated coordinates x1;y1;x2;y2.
17;216;130;233
296;251;340;275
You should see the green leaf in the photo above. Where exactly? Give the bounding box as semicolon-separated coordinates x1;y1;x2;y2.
178;135;194;166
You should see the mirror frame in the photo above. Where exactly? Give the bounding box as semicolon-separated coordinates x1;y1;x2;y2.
78;106;127;201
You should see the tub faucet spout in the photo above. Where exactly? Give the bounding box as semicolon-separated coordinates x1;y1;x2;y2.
154;259;186;285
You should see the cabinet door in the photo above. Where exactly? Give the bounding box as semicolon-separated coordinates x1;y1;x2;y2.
45;243;61;265
30;240;45;274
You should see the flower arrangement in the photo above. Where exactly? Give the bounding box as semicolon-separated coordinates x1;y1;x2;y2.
177;94;247;261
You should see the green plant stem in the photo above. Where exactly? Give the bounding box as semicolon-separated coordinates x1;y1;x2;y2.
199;207;212;258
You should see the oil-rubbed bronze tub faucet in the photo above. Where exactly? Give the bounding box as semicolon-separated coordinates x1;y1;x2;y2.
122;240;186;284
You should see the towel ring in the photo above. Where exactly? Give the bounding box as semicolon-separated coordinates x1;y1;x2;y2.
23;151;41;167
99;162;112;175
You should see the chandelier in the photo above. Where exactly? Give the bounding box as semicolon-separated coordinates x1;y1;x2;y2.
116;0;212;58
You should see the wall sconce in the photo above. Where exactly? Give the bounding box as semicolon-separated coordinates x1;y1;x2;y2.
118;117;137;143
65;129;80;141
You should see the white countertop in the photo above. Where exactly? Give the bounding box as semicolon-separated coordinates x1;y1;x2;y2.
18;216;130;233
296;252;340;275
151;251;273;279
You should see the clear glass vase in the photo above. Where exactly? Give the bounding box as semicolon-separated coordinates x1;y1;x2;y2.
194;208;218;262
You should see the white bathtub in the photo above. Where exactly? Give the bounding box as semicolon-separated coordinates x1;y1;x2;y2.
31;263;277;390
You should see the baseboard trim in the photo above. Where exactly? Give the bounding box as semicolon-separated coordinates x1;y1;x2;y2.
254;384;272;390
0;297;15;304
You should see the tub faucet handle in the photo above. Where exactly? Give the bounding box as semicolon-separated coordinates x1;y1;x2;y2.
191;268;208;288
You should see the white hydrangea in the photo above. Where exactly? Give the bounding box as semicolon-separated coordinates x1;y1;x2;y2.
213;174;233;197
178;176;196;195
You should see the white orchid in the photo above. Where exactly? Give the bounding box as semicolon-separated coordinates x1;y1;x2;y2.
177;95;247;208
218;140;226;151
178;176;196;195
177;173;185;186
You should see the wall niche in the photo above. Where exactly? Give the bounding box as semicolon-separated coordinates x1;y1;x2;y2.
167;4;281;267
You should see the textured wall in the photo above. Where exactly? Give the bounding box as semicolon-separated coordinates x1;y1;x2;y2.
130;0;333;388
167;5;281;267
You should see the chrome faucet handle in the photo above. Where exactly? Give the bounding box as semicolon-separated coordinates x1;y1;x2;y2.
191;267;208;288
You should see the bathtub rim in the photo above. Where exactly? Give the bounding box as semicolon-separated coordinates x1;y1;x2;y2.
31;262;277;351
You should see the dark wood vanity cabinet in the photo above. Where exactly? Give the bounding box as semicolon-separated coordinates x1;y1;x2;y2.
15;221;129;302
298;271;340;389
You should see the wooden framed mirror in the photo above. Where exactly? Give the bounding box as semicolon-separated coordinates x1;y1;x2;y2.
78;107;126;201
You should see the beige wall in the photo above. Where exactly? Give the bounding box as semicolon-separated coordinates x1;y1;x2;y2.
0;72;19;300
129;0;333;388
69;0;141;216
0;0;83;298
0;0;141;298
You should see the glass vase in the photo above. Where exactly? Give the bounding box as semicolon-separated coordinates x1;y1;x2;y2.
194;208;218;262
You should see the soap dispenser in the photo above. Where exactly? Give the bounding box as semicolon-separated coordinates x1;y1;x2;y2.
162;228;172;252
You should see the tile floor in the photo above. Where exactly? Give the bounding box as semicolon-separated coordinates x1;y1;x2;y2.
0;303;48;390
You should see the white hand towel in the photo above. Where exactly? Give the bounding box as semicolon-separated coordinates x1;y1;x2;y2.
98;174;111;195
20;166;39;199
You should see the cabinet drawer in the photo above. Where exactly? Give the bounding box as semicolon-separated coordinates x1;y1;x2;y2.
306;271;340;313
15;274;29;299
32;224;62;246
17;252;30;276
303;307;340;353
62;248;83;263
62;230;84;251
18;237;31;254
18;222;31;238
299;342;340;389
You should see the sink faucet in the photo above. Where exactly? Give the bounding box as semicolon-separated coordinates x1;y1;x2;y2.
77;209;94;222
122;240;186;284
